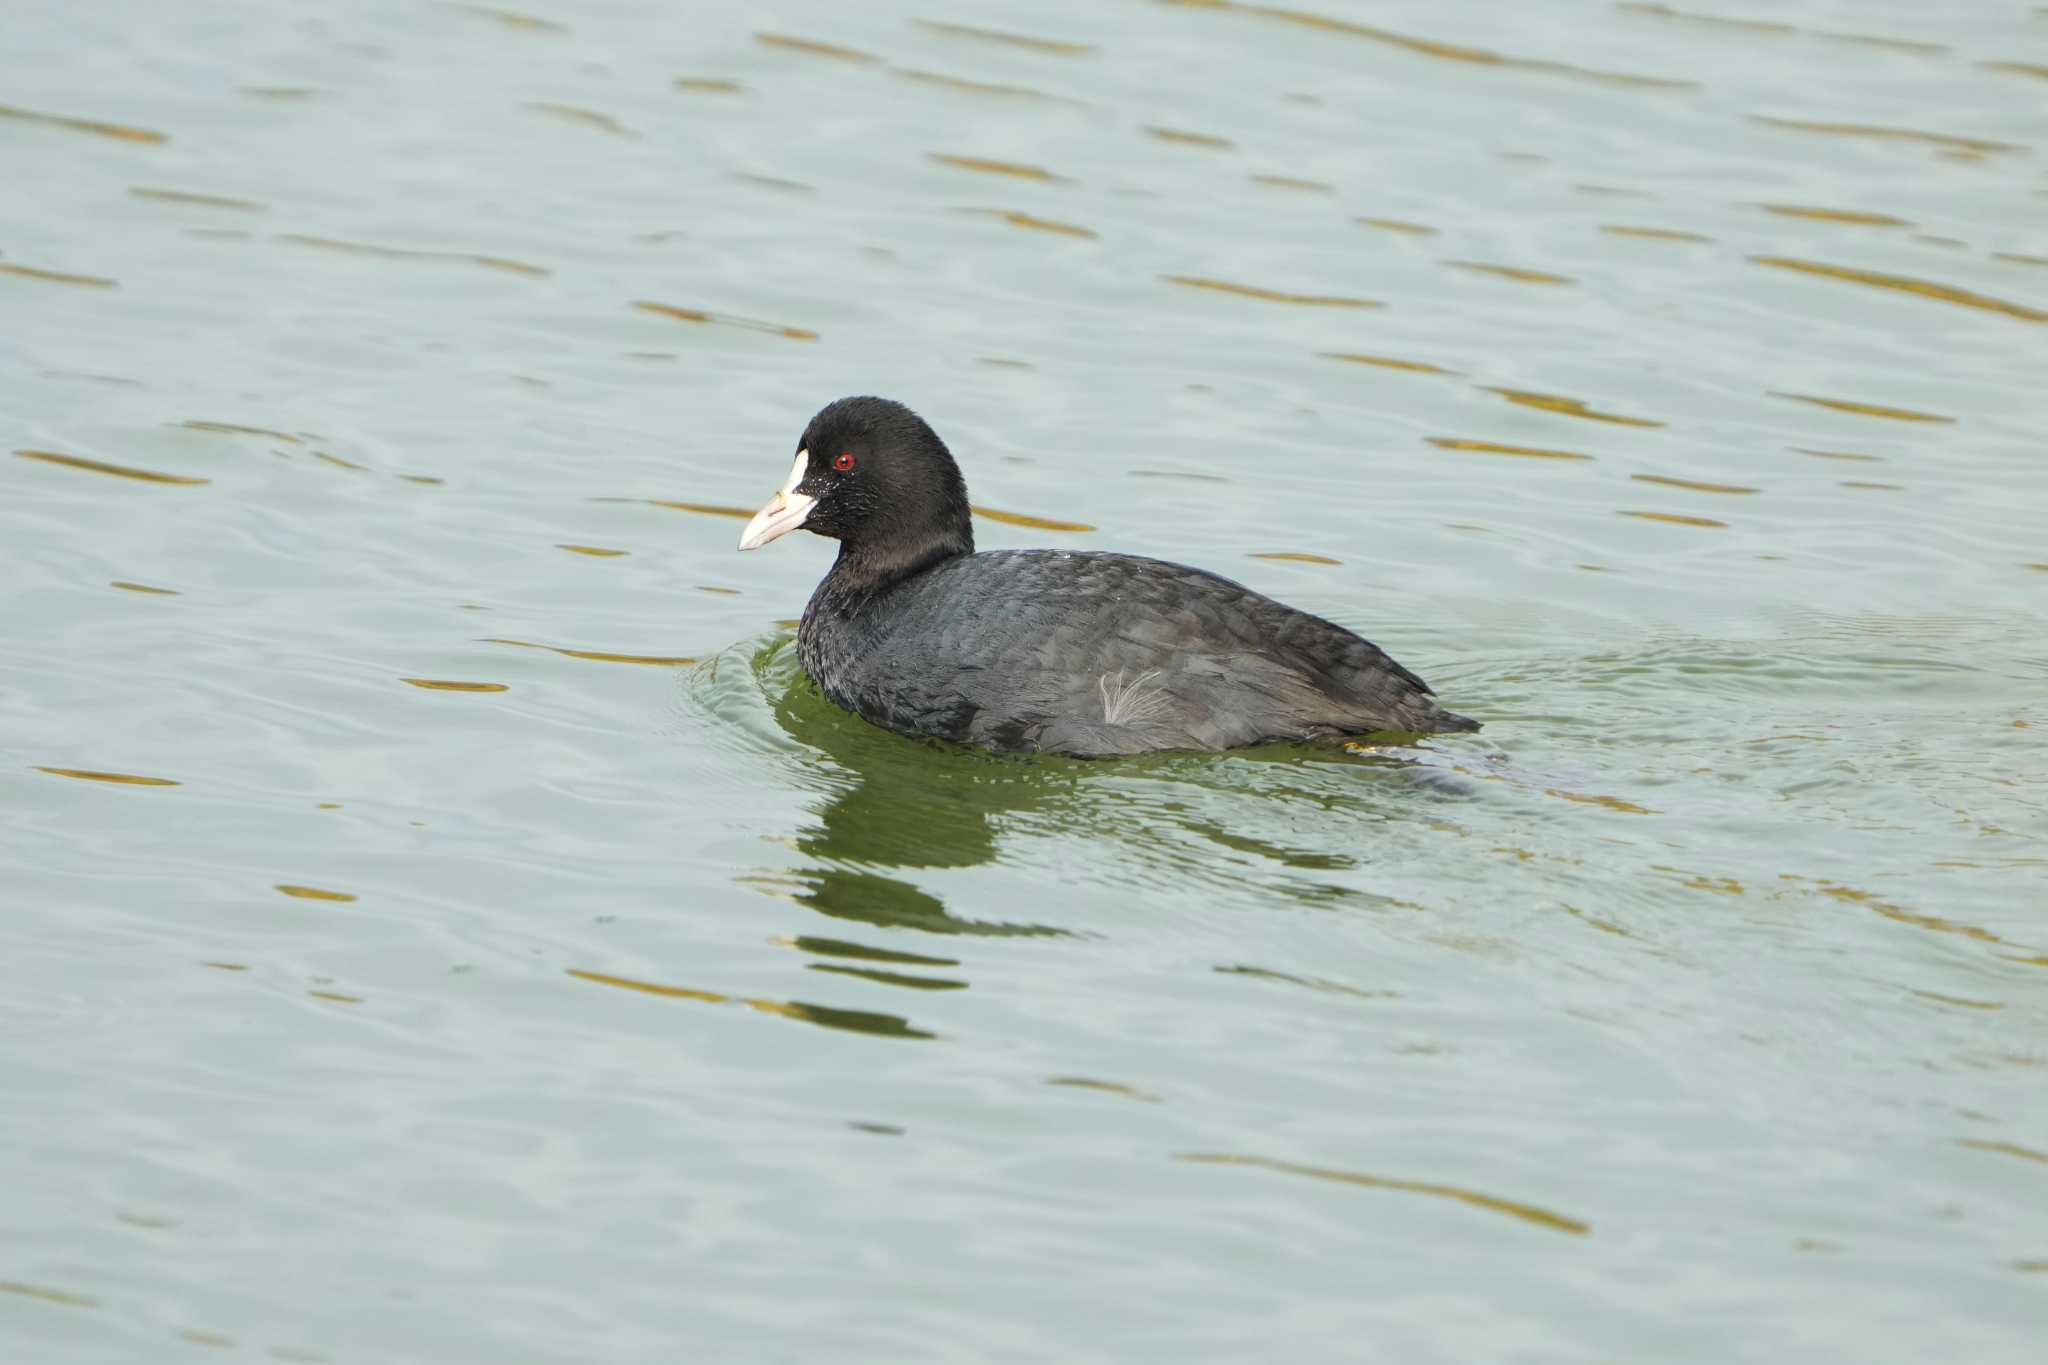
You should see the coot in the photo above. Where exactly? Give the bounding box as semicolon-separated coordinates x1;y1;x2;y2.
738;396;1479;756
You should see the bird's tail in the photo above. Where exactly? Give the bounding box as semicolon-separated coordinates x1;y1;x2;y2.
1430;706;1482;734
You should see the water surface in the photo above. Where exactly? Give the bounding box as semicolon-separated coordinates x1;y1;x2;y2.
4;1;2045;1360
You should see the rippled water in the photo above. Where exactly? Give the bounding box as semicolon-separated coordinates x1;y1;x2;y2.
5;1;2045;1359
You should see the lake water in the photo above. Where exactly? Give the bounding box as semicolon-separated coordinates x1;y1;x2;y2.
4;1;2045;1360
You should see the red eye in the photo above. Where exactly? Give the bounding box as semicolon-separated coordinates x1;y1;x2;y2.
832;452;855;471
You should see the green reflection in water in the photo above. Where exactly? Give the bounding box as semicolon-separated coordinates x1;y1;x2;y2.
717;637;1470;954
0;1279;100;1307
807;963;970;991
1177;1152;1591;1234
566;968;934;1041
780;936;959;967
765;645;1081;939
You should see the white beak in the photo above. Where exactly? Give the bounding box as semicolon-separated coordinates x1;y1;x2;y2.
738;450;816;551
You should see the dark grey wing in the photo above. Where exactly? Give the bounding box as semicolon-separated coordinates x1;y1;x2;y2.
1047;555;1472;745
858;551;1468;755
1211;575;1472;731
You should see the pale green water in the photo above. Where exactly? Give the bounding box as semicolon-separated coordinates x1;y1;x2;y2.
4;1;2046;1360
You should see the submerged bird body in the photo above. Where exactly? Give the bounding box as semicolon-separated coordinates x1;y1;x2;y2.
741;397;1478;757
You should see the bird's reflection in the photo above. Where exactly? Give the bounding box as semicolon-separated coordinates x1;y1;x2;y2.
760;639;1464;960
771;667;1080;939
677;639;1475;1038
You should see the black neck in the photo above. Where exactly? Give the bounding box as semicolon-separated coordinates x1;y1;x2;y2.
823;523;974;604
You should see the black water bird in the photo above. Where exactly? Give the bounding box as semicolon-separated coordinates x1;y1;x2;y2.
738;397;1479;756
